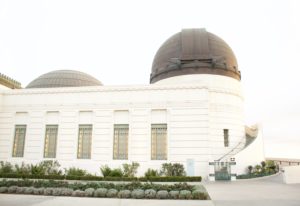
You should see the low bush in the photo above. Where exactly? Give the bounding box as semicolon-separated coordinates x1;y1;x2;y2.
192;190;209;200
156;190;169;199
44;187;53;195
84;188;95;197
118;190;131;198
179;190;192;199
60;188;73;196
8;186;18;193
94;188;107;197
24;187;34;194
144;189;156;199
131;189;145;199
72;189;85;197
52;188;62;196
106;189;118;198
16;187;26;194
0;186;8;193
33;187;44;195
169;190;179;199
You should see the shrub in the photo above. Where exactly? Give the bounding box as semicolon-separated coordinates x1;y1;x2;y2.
109;168;123;177
248;165;253;174
131;189;145;199
52;188;62;196
122;162;140;178
0;161;14;174
24;187;34;194
118;190;131;198
72;189;85;197
65;167;88;176
84;188;95;197
100;165;112;177
8;186;18;193
179;190;192;199
192;190;209;200
144;189;156;199
106;189;118;198
160;163;186;176
0;186;8;193
60;188;73;196
144;169;159;178
94;188;108;197
156;190;169;199
15;162;31;175
44;188;54;195
33;187;44;195
16;187;26;194
169;190;179;199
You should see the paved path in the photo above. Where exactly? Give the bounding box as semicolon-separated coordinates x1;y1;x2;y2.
204;173;300;206
0;194;213;206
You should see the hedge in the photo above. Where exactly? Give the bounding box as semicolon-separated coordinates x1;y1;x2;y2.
0;173;201;182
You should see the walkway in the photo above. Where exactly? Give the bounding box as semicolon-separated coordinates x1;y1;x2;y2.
204;173;300;206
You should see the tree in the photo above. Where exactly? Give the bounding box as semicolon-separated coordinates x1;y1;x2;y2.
247;165;253;174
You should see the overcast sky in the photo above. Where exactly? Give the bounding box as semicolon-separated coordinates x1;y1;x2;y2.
0;0;299;159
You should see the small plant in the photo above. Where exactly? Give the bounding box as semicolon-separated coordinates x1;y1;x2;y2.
169;190;179;199
109;168;123;177
0;186;8;193
156;190;169;199
100;165;112;177
72;189;85;197
118;190;131;198
60;188;73;196
192;190;209;200
0;161;14;174
84;188;95;197
179;190;192;199
94;188;107;197
131;189;145;199
160;163;186;176
122;162;140;177
65;167;88;177
106;189;118;198
145;189;156;199
144;168;159;178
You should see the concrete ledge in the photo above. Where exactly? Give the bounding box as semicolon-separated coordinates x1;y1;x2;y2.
0;194;214;206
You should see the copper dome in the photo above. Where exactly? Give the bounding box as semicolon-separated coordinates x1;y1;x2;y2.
150;28;241;83
26;70;102;88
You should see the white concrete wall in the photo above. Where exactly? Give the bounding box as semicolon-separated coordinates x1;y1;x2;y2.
0;74;245;179
233;129;265;175
283;166;300;184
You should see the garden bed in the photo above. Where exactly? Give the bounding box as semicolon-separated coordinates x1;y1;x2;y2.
0;179;210;200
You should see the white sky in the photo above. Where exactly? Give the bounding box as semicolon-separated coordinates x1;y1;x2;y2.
0;0;299;159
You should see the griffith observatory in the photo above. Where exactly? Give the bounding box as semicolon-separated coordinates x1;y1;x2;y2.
0;28;265;181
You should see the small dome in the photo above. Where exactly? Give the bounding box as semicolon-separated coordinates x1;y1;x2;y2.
150;28;241;83
26;70;102;88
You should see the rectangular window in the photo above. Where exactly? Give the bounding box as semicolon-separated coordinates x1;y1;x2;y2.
113;124;129;160
12;125;26;157
77;124;92;159
44;125;58;158
151;124;167;160
224;129;229;147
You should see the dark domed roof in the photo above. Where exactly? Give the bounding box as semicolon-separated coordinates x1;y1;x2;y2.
150;28;241;83
26;70;102;88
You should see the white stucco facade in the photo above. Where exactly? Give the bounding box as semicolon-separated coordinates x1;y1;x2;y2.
0;74;254;180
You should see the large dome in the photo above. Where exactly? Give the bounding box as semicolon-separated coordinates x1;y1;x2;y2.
26;70;102;88
150;28;241;83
